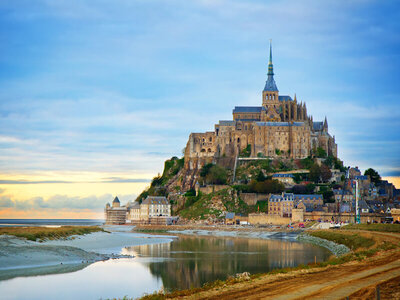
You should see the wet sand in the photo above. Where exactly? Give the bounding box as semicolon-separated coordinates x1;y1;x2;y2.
0;226;175;281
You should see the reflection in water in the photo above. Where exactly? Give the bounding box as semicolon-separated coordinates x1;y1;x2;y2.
125;235;332;291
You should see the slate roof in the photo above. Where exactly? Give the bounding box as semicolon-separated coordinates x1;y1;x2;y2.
293;194;323;201
355;175;368;180
218;120;235;126
233;106;262;113
142;196;169;205
272;174;294;178
113;196;120;203
225;212;235;219
313;122;324;131
130;202;140;209
333;189;353;195
263;75;278;92
278;95;293;101
269;193;295;202
235;119;260;122
256;122;304;127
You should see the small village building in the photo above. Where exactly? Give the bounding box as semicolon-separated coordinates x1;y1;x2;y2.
128;202;141;222
272;174;295;185
269;193;295;217
349;166;361;179
141;196;171;219
333;189;353;202
392;208;400;222
293;194;323;206
105;197;128;225
269;193;325;217
225;212;235;225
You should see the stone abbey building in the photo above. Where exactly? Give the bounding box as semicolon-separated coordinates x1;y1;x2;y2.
184;44;337;171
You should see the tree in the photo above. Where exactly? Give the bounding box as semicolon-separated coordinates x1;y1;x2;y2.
309;164;321;183
364;168;381;185
256;170;266;182
305;183;316;193
316;147;327;158
300;157;314;169
320;164;332;182
249;179;284;194
323;156;334;168
206;165;227;185
291;184;307;194
200;163;214;178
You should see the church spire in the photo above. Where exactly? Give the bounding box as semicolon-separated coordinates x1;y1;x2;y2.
268;40;274;76
263;40;278;92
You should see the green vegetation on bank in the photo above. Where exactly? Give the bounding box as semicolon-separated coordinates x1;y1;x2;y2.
136;156;184;203
0;226;105;241
307;230;375;250
342;223;400;233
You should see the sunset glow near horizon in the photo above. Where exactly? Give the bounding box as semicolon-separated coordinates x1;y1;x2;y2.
1;1;399;219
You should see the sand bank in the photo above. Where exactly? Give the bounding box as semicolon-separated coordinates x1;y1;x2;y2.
0;227;175;281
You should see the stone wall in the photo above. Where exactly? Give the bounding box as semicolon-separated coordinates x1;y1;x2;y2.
392;208;400;222
199;185;230;194
302;212;389;223
291;208;304;222
239;192;269;205
248;213;291;225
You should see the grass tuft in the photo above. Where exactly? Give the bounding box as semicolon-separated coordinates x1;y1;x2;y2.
0;226;105;241
342;223;400;233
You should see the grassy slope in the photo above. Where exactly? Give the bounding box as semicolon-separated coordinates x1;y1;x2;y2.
0;226;105;241
307;230;375;250
342;223;400;233
178;189;250;220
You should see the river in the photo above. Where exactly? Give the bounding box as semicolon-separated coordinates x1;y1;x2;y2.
0;231;332;300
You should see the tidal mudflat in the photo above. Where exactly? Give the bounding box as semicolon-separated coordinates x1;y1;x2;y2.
0;226;332;300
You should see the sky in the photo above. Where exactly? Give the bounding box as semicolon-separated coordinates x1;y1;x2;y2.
0;0;399;219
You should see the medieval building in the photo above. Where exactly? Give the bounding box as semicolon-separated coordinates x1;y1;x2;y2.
184;44;337;172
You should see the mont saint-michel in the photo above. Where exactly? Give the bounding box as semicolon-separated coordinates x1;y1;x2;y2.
183;44;337;188
105;45;398;228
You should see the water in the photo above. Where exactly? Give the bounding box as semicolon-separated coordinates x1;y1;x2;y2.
0;232;332;300
0;219;104;227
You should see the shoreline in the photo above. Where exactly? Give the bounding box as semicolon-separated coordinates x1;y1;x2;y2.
139;229;400;299
0;227;174;281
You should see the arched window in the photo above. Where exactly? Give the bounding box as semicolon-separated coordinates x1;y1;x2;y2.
207;148;212;152
201;149;206;152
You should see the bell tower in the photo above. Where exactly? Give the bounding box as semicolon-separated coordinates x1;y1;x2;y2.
261;41;281;122
262;41;279;106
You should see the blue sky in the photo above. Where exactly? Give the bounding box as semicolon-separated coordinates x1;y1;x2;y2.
0;0;399;216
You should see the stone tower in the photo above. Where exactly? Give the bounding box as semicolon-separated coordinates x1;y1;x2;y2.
261;41;281;122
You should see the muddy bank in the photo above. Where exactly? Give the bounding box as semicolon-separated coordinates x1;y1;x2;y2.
0;228;175;281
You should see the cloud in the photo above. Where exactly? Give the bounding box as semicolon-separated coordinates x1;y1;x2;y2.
0;178;151;184
0;196;13;207
0;0;399;183
0;193;137;210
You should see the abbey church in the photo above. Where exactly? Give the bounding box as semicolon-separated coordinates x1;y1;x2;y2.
184;44;337;172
